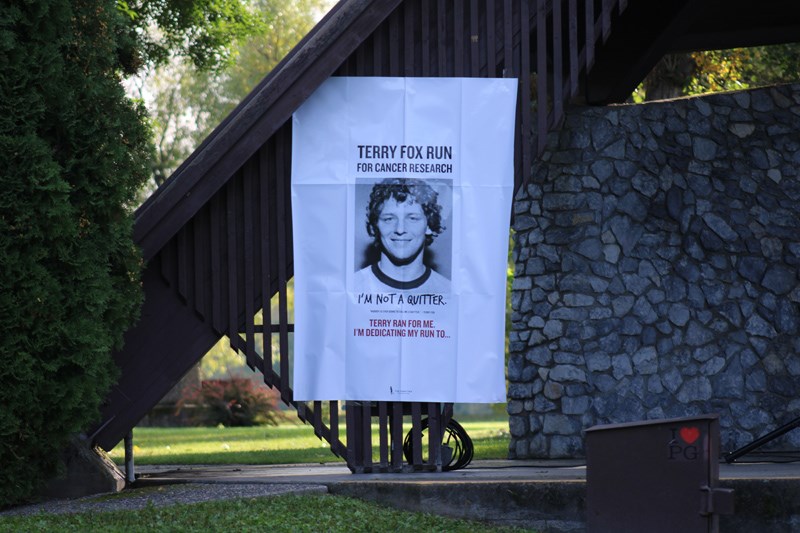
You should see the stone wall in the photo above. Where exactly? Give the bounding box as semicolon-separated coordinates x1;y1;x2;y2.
508;83;800;458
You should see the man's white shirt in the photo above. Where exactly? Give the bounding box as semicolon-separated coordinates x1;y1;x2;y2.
354;263;451;293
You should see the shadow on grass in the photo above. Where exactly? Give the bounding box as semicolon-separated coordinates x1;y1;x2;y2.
111;418;510;466
133;448;346;466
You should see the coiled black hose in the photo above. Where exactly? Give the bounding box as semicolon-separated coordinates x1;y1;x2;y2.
402;417;474;471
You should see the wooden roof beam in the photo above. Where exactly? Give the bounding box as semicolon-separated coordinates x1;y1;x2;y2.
583;0;701;104
674;25;800;52
134;0;403;261
674;0;800;51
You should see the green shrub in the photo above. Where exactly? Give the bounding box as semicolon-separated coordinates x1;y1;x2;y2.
0;0;150;507
177;379;283;427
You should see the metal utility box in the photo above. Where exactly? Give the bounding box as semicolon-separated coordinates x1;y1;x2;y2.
586;414;733;533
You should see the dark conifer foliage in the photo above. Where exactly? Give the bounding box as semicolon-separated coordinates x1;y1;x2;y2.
0;0;151;506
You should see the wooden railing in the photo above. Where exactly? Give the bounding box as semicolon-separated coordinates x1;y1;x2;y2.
143;0;630;473
334;0;630;472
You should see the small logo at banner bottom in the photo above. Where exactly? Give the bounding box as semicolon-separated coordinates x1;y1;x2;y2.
390;386;412;395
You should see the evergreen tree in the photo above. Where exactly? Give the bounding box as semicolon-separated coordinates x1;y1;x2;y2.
1;0;260;505
0;0;153;506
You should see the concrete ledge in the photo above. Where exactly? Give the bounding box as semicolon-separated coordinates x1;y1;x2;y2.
721;479;800;533
131;460;800;532
328;477;800;532
328;480;585;532
43;436;125;500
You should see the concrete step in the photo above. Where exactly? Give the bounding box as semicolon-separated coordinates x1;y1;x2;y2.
134;459;800;532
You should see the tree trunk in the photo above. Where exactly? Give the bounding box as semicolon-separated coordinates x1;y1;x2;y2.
643;54;697;101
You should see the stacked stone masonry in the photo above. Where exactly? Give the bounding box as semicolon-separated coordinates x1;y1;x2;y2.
509;83;800;459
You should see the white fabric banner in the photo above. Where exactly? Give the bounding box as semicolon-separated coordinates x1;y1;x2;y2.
291;77;516;402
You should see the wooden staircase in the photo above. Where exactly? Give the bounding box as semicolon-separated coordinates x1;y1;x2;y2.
90;0;630;473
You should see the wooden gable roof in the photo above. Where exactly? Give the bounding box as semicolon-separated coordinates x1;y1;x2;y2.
135;0;800;259
90;0;800;451
94;0;545;449
585;0;800;104
135;0;404;261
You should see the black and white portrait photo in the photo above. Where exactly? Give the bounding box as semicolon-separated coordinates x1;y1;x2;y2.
354;177;452;293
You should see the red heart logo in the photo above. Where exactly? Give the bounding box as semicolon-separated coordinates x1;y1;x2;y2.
680;427;700;444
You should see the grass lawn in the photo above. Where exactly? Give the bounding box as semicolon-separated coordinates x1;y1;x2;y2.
0;493;532;532
0;418;519;532
108;416;510;465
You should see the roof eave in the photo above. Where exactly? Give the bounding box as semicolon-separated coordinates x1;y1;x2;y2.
134;0;403;261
